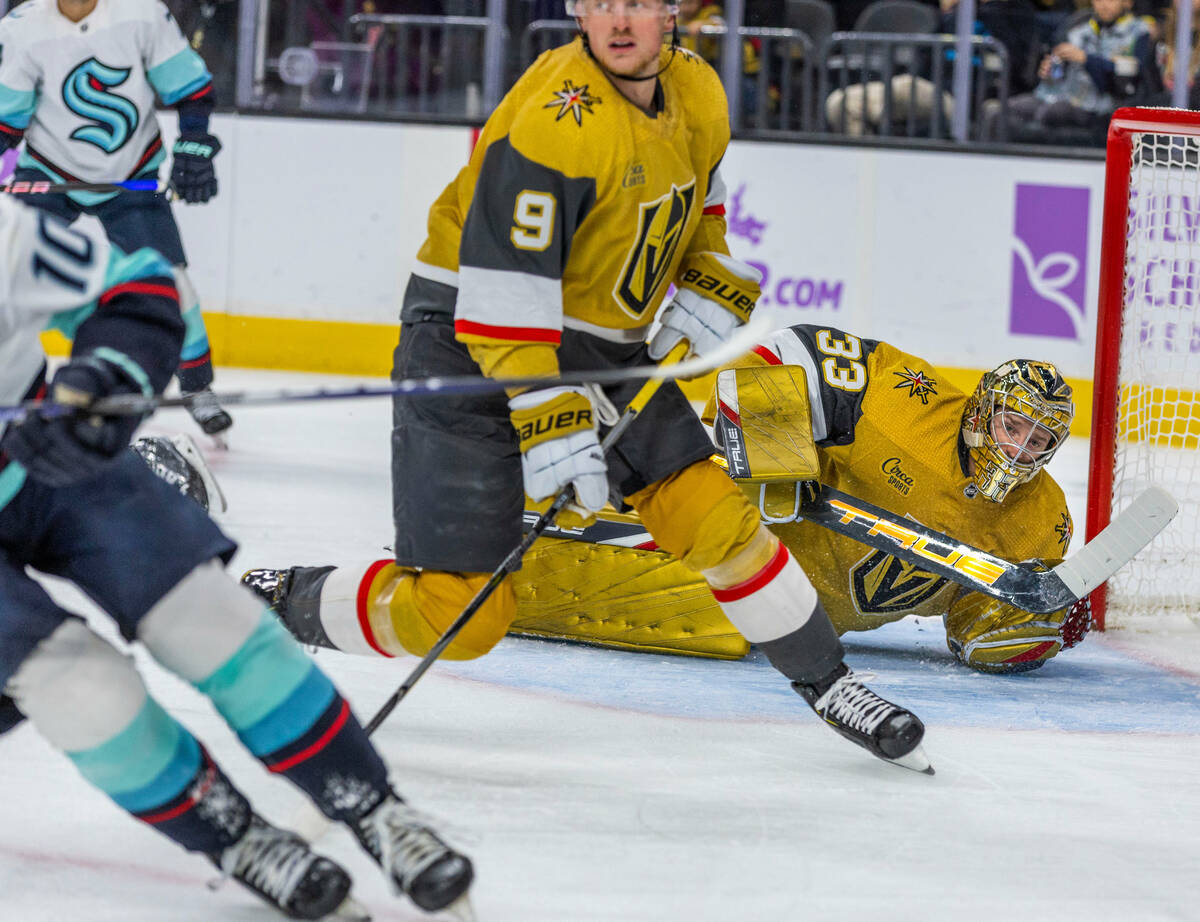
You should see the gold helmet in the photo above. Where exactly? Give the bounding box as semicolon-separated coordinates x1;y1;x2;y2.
961;360;1074;502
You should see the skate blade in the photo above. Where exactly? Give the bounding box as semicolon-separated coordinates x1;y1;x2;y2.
326;894;371;921
438;893;476;922
885;743;935;775
169;432;229;512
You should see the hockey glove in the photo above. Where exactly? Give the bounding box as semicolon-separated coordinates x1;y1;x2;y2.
2;354;151;487
170;132;221;203
649;253;762;360
509;386;609;517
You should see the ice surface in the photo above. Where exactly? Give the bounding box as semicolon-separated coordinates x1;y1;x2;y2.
3;369;1198;922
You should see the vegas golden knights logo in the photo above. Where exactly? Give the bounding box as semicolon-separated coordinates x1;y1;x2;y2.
614;181;696;320
851;549;948;615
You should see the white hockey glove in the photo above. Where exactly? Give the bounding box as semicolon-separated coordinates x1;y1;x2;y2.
648;253;762;360
509;386;609;515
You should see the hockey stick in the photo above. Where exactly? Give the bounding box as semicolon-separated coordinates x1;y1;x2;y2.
2;313;775;425
360;340;691;735
546;481;1179;615
1;178;165;195
794;483;1178;613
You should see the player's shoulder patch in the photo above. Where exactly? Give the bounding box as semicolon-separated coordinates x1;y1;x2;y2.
507;41;615;176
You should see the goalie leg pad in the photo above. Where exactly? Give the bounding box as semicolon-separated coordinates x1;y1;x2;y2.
511;538;750;659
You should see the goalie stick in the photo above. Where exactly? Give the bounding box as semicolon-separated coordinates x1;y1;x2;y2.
0;313;775;425
545;480;1177;614
798;484;1178;613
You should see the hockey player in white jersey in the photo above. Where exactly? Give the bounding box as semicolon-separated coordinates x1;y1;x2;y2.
0;197;474;920
0;0;233;437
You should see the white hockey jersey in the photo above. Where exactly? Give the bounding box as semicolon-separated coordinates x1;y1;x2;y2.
0;0;210;199
0;195;112;409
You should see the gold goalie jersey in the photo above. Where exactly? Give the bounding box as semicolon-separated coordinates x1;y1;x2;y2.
509;324;1079;673
414;37;732;357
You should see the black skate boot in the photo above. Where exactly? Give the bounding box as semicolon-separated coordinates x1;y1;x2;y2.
132;434;228;513
211;814;363;920
793;664;933;774
242;568;292;616
352;792;474;915
183;387;233;436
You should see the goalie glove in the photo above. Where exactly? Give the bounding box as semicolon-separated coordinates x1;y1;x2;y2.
649;253;762;360
509;386;609;515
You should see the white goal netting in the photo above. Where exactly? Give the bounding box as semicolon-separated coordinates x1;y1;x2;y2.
1104;129;1200;627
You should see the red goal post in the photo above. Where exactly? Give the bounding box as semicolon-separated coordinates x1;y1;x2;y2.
1088;106;1200;630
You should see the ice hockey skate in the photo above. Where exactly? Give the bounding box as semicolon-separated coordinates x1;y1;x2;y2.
212;814;369;921
794;665;933;774
132;433;228;513
182;386;233;439
352;793;474;918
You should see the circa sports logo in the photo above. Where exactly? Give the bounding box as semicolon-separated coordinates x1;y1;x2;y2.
880;457;914;496
1010;183;1089;341
62;58;139;153
544;79;600;125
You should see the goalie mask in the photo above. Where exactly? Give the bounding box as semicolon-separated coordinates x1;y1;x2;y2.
961;360;1074;503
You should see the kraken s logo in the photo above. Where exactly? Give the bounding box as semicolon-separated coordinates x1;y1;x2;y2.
850;549;948;615
614;181;696;320
62;58;139;153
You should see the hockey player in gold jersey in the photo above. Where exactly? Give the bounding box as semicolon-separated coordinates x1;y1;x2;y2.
507;323;1093;675
246;0;933;772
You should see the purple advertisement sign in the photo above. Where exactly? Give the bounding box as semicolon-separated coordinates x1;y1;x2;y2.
1009;183;1090;340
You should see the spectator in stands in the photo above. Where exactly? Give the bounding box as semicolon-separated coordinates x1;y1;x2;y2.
980;0;1160;144
676;0;762;114
1154;0;1200;107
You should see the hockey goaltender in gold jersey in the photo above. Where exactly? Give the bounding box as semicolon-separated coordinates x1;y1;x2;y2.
509;322;1094;674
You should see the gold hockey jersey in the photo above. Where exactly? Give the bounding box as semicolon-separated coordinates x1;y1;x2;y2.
735;325;1074;638
415;38;733;354
510;324;1081;672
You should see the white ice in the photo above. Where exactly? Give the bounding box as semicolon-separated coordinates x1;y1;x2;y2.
3;368;1199;922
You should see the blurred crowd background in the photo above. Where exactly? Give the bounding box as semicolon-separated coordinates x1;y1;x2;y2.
13;0;1199;147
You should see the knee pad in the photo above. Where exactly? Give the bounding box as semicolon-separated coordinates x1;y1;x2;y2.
629;461;763;574
387;568;516;660
7;618;147;752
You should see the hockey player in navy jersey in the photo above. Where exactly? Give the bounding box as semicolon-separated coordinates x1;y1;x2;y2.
0;197;473;920
0;0;233;437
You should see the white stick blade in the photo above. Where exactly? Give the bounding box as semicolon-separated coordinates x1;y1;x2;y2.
1053;486;1179;598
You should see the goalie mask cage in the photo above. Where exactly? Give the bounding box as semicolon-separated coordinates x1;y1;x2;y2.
1088;107;1200;630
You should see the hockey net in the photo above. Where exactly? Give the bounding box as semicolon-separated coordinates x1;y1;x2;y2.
1088;107;1200;630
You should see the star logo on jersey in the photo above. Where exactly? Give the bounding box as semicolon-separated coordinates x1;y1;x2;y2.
893;367;937;405
1055;511;1073;550
851;549;949;615
544;80;601;125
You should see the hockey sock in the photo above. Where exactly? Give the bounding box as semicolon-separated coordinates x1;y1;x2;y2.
140;561;392;824
289;562;513;660
173;267;214;391
705;533;845;684
7;619;251;853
